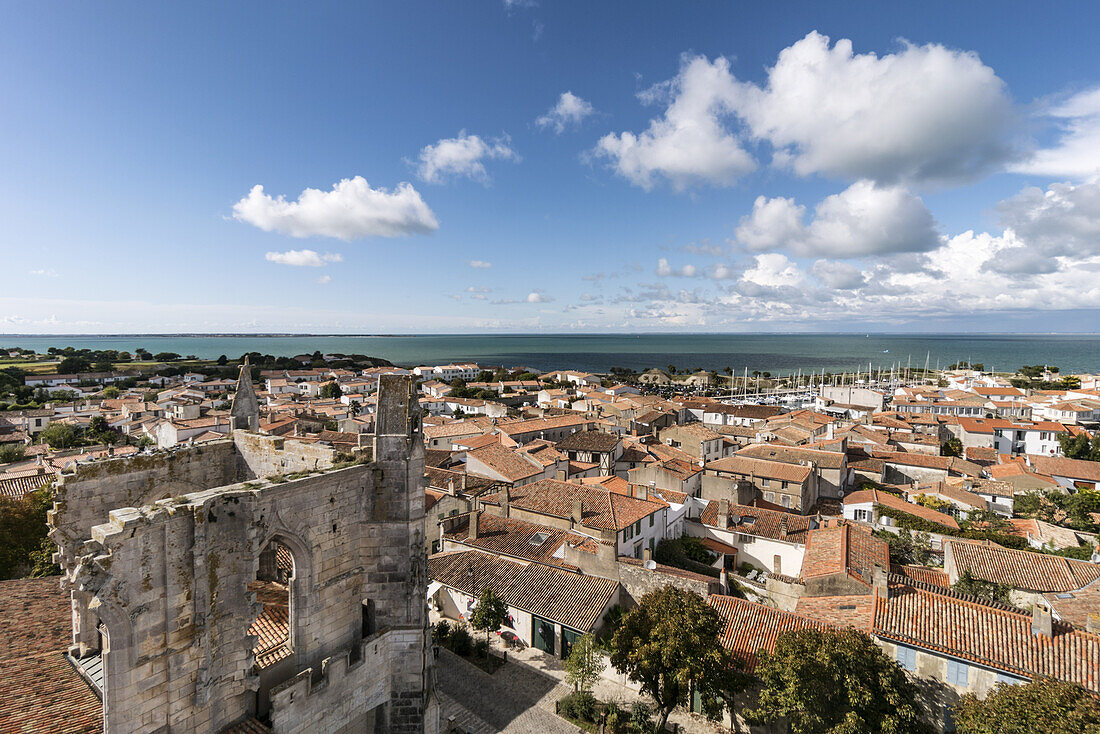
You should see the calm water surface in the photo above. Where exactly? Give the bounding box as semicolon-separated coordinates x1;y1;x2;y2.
2;334;1098;375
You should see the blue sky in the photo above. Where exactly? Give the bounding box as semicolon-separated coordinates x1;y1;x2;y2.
1;1;1099;334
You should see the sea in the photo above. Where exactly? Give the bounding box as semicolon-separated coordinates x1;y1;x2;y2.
2;334;1099;376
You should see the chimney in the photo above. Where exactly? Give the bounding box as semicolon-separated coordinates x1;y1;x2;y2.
447;477;455;496
1032;605;1053;638
719;498;731;529
469;510;479;541
719;567;729;595
643;547;653;563
872;564;888;599
779;518;788;539
571;498;583;526
637;483;649;501
556;468;567;481
461;474;467;493
501;486;510;518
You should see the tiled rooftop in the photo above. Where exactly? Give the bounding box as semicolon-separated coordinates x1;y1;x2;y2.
0;578;103;734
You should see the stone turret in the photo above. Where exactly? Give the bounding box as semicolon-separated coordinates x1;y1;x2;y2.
230;355;260;432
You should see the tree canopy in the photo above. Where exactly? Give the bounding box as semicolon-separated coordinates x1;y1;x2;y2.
609;586;732;731
748;628;932;734
0;488;59;580
1060;432;1100;462
468;586;508;654
954;678;1100;734
564;633;603;693
39;422;77;449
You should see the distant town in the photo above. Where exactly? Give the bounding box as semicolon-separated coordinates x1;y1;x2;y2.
1;344;1099;733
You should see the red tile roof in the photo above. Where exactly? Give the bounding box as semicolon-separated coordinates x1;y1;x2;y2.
874;583;1100;692
443;512;597;568
800;524;890;585
706;455;812;483
897;565;950;588
0;578;102;734
708;595;838;672
482;478;665;532
428;550;618;632
699;501;815;543
1030;456;1100;483
947;540;1100;593
843;489;960;530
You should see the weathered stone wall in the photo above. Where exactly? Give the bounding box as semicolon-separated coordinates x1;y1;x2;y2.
616;560;716;603
233;433;340;479
765;576;806;611
53;375;436;734
50;441;239;571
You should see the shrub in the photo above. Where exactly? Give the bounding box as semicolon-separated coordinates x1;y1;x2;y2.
630;702;654;733
558;691;598;723
473;639;489;659
449;625;473;656
0;444;25;464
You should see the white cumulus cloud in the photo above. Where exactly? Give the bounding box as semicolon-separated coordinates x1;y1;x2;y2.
655;258;698;277
736;180;940;258
416;131;519;184
996;179;1100;258
595;55;755;190
735;32;1016;185
1012;88;1100;179
811;260;866;289
527;290;554;303
265;250;344;267
536;92;596;133
233;177;438;240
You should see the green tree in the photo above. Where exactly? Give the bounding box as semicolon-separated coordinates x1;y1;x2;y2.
216;354;228;366
0;488;56;579
101;386;120;399
1059;432;1100;462
1064;489;1100;531
57;356;92;374
875;528;934;566
39;422;77;449
609;586;728;731
153;352;181;362
0;444;25;464
748;628;932;734
468;586;507;657
953;570;1011;604
319;381;343;399
941;437;964;457
564;633;603;693
699;648;753;733
954;678;1100;734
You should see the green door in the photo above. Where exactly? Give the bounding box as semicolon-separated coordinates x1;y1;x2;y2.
532;615;555;655
561;627;581;659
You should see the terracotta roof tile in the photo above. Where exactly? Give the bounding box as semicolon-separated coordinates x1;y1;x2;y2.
482;478;665;532
874;583;1100;692
428;550;618;632
0;578;102;734
699;501;815;543
708;595;838;672
947;540;1100;593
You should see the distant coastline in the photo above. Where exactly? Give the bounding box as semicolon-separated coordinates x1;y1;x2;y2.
3;333;1098;375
